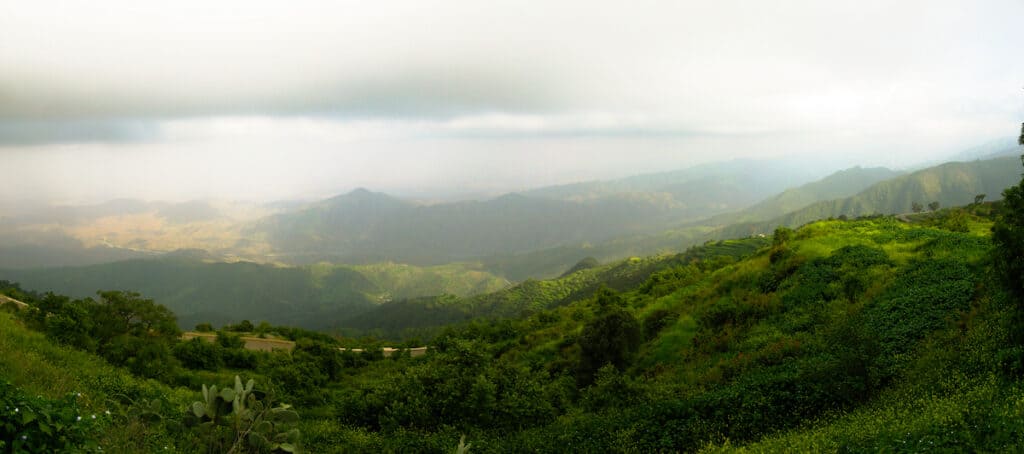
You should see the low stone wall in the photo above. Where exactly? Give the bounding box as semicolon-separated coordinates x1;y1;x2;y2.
181;332;428;356
0;295;29;310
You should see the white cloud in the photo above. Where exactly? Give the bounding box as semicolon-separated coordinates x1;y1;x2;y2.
1;0;1022;201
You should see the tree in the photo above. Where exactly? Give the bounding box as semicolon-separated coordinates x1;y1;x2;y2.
293;339;344;381
992;123;1024;347
911;201;923;213
993;154;1024;301
772;226;793;247
217;331;246;349
92;291;179;342
577;288;641;385
975;194;987;205
928;201;940;212
232;320;255;333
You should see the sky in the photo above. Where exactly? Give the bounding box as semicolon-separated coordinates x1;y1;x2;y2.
2;0;1023;203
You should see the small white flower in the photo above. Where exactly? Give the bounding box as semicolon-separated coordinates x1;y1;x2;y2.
91;414;96;419
77;415;82;421
105;410;111;415
14;407;18;412
21;435;27;440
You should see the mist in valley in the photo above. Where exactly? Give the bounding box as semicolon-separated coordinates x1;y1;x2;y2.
2;2;1024;451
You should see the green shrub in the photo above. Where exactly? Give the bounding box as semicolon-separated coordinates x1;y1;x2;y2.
0;381;107;453
175;338;224;371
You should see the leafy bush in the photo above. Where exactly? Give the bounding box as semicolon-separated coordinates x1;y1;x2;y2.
0;381;106;453
175;338;225;371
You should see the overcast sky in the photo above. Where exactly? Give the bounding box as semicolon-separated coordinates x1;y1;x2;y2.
2;0;1023;203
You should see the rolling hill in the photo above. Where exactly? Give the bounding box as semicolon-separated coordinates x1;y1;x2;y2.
337;236;770;337
0;257;507;331
717;155;1023;237
1;202;1021;452
708;166;904;225
252;159;833;269
253;188;686;266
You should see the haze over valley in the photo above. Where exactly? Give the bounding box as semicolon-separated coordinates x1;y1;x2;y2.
2;1;1024;452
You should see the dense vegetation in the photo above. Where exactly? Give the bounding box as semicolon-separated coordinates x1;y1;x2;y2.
3;144;1024;451
707;166;903;225
4;193;1024;451
341;237;768;339
1;257;506;330
719;156;1022;237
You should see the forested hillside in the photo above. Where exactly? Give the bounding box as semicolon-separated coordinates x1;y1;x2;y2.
340;238;768;338
0;258;507;330
719;155;1022;237
710;166;903;225
4;199;1023;452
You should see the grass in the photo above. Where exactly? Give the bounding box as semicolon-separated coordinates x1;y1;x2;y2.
0;312;193;452
704;375;1024;453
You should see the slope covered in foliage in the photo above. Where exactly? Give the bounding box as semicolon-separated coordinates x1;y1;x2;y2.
720;156;1022;237
710;166;903;225
1;258;507;331
337;237;769;337
2;202;1023;452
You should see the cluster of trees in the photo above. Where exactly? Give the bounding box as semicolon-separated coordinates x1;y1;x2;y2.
19;290;180;379
911;201;941;213
992;132;1024;331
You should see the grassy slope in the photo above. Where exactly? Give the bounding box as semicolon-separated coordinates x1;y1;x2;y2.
0;311;194;452
708;166;903;225
2;205;1020;452
338;237;770;337
719;156;1022;237
388;210;1020;452
0;259;508;331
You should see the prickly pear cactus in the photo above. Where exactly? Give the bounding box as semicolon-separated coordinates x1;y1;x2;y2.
187;376;301;453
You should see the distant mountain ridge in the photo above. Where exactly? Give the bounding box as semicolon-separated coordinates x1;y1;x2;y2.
706;166;905;225
256;188;690;266
253;159;832;268
718;155;1023;237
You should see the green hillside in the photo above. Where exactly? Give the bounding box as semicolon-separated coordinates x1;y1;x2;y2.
0;310;192;451
470;166;900;281
339;237;769;337
0;258;507;331
3;201;1024;451
719;156;1023;237
316;208;1023;451
711;166;904;224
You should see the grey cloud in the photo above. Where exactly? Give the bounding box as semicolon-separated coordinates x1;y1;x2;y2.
0;0;1022;153
0;119;160;145
0;66;564;123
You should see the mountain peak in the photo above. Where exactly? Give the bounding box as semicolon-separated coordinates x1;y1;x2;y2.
348;187;373;196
